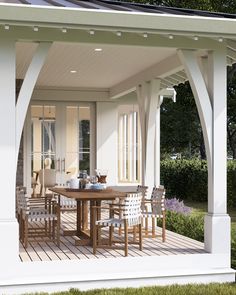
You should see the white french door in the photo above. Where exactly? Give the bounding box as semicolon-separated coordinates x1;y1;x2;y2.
25;101;95;194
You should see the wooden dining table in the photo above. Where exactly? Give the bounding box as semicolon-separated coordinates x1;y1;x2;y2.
50;187;126;246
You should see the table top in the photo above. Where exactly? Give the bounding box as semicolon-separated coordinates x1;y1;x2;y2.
50;187;126;201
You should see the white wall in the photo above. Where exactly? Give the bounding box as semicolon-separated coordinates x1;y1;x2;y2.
96;102;118;185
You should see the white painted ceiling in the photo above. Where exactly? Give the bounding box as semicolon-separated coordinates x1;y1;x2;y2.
16;42;176;89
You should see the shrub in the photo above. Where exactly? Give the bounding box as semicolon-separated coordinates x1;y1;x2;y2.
157;210;204;242
161;159;236;207
165;198;192;215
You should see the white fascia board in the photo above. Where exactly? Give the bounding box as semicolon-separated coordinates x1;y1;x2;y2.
0;3;236;38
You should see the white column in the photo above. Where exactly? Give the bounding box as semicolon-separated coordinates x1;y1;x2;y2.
137;83;147;186
154;97;161;187
204;49;231;257
179;48;230;260
136;79;161;192
0;39;19;264
145;79;161;191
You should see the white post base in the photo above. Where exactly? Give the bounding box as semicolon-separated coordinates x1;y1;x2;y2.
204;213;231;259
0;219;19;264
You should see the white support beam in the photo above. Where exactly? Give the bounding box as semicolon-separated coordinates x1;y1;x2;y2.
16;42;51;163
161;79;173;88
175;71;188;80
179;48;230;258
227;48;236;61
227;39;236;51
204;49;230;256
145;79;161;190
136;83;147;186
177;49;212;169
0;39;19;264
110;54;183;99
171;73;186;83
136;79;161;191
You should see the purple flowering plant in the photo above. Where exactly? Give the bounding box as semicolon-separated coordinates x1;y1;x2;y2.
165;198;192;215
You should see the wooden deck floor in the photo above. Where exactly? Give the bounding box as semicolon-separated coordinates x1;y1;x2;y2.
19;212;206;262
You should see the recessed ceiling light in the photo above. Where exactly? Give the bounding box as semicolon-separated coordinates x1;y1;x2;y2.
94;48;102;52
70;70;77;74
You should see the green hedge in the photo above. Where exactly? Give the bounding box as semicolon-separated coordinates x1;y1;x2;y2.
160;159;236;207
157;211;204;242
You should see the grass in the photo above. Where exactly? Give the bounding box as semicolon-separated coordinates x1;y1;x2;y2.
26;284;236;295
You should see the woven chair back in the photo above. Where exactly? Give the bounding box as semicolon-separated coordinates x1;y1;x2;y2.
122;192;142;226
137;185;148;211
151;185;165;216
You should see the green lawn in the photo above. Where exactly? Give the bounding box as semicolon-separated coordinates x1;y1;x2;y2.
29;284;236;295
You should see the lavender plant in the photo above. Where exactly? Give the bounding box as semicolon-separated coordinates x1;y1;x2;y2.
165;198;192;215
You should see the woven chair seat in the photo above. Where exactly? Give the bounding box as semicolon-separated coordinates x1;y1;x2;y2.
96;218;124;227
27;212;58;222
60;196;76;209
142;212;164;218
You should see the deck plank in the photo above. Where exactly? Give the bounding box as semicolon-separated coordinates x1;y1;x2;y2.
19;211;205;262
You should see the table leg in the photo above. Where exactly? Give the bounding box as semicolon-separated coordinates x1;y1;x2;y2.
90;200;95;243
77;200;81;236
82;201;88;231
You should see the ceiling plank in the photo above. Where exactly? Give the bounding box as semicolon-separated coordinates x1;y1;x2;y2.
110;54;183;99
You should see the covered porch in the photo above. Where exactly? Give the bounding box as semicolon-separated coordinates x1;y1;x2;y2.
0;0;235;293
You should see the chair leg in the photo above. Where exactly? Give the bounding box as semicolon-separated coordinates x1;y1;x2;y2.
145;217;148;235
124;221;128;257
93;224;97;255
152;217;156;237
133;225;137;242
24;219;28;248
138;223;142;251
162;213;166;242
109;225;113;246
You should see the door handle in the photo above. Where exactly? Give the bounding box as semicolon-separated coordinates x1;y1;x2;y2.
62;158;66;172
56;158;61;172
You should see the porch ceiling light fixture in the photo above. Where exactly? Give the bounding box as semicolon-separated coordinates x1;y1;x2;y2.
70;70;77;73
61;28;67;33
116;31;122;37
94;48;102;52
33;26;39;32
218;37;224;42
4;24;9;30
168;34;174;39
89;29;95;35
143;33;148;38
193;36;199;41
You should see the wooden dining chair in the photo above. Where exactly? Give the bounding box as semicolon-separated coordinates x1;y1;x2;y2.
141;185;166;242
92;192;142;257
17;188;60;248
38;169;57;196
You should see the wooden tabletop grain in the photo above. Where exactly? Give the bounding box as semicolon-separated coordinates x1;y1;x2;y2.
50;187;126;201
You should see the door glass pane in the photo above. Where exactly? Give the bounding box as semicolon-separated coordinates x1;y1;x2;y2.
31;105;56;194
79;107;90;174
66;105;91;177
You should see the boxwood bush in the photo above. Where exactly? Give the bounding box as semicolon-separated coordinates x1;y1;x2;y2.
160;159;236;207
157;210;204;242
